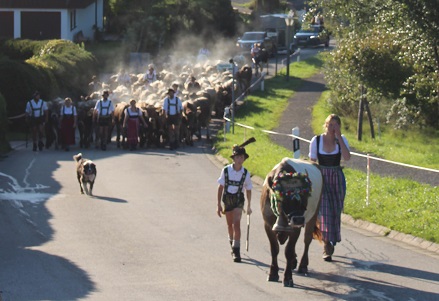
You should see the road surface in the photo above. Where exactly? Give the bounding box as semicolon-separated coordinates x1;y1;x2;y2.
0;141;438;300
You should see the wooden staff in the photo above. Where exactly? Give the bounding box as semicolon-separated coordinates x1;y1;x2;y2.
246;213;250;252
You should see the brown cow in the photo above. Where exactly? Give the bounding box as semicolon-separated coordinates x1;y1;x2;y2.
261;158;323;287
113;102;129;148
181;100;197;146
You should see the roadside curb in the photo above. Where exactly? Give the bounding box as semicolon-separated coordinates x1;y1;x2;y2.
206;149;439;256
341;214;439;255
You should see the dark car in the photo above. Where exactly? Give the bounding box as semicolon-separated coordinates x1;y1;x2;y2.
236;31;276;57
293;25;330;48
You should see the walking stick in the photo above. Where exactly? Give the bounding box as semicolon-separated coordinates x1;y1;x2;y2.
246;214;250;252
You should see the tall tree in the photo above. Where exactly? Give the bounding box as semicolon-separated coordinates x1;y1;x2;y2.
311;0;439;130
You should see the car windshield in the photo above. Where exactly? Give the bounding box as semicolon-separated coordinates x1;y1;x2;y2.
241;33;265;40
299;28;320;34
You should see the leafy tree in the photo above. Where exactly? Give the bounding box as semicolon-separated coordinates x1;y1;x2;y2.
310;0;439;131
107;0;237;54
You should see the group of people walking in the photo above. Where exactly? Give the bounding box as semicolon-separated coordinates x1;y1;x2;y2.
24;84;185;152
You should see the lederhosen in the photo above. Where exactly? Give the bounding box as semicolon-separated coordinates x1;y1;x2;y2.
166;97;181;126
28;100;44;126
98;100;112;126
61;105;76;145
126;107;140;145
222;166;247;212
316;135;346;243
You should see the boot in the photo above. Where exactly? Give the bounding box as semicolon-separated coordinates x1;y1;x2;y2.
272;213;293;232
323;241;334;262
231;247;241;263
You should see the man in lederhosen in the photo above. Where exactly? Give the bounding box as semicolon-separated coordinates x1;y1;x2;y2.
94;90;114;150
25;91;48;151
162;87;183;150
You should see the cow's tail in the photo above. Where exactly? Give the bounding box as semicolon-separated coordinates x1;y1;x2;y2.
73;153;83;162
312;219;323;242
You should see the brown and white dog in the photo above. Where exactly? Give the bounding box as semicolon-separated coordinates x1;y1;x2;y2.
73;153;97;196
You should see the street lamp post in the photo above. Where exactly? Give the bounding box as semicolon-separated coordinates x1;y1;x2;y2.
229;58;236;134
284;10;294;81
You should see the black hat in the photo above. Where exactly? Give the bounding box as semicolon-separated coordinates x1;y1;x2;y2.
230;137;256;160
168;88;175;93
230;145;249;159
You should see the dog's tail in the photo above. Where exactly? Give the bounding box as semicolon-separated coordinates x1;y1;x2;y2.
73;153;83;162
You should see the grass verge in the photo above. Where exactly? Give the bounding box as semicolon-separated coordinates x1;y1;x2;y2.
214;55;439;243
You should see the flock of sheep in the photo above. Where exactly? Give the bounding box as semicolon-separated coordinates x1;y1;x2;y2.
45;54;253;149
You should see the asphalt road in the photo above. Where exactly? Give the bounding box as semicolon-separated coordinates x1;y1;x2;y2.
0;140;438;301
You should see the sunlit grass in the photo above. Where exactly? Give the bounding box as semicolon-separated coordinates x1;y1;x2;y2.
214;55;439;243
344;168;438;243
313;92;439;169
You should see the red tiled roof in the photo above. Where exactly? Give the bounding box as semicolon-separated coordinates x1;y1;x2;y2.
0;0;96;9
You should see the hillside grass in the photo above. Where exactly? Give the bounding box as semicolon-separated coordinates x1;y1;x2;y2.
214;54;439;243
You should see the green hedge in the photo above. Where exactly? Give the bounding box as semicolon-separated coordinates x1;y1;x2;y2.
0;39;98;120
0;38;45;60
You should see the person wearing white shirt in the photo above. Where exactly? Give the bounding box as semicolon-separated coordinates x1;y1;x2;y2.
25;91;48;151
217;140;254;262
143;64;157;84
94;90;115;150
162;88;183;150
308;114;351;262
59;97;77;151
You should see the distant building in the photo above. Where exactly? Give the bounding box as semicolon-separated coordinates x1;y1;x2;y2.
0;0;104;42
259;11;305;50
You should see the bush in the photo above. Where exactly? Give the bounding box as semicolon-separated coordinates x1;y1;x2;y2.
0;56;56;119
0;38;45;60
0;39;98;121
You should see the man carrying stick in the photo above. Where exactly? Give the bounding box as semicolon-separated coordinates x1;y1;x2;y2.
217;137;255;262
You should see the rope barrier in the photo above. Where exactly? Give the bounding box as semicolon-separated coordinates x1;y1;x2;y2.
222;117;439;174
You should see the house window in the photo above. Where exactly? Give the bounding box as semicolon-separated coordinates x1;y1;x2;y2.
70;10;77;30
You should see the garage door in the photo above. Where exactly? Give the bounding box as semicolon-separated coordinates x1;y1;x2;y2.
0;11;14;39
21;11;61;40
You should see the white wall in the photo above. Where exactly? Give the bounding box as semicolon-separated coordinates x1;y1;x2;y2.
0;0;104;41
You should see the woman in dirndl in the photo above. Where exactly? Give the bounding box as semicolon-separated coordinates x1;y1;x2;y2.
59;97;77;151
309;114;351;262
123;99;148;151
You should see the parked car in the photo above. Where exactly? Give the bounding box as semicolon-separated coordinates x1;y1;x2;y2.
236;31;277;57
293;25;330;47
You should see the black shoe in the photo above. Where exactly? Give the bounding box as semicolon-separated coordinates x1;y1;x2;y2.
231;247;241;263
